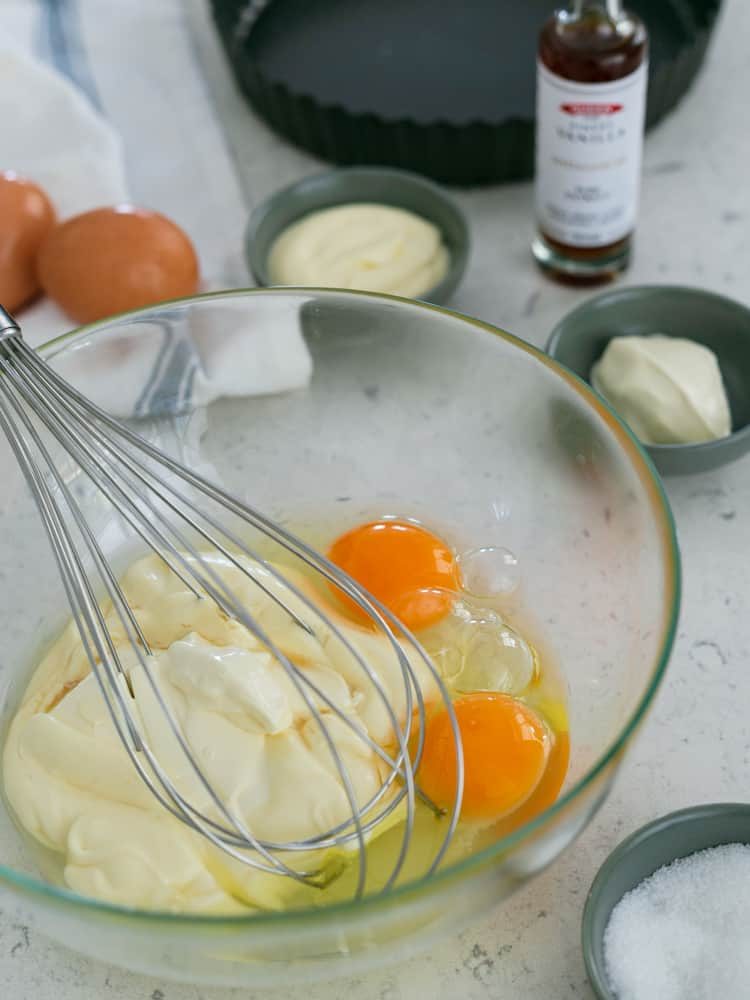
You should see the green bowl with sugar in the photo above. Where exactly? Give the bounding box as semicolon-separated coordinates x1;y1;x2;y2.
582;803;750;999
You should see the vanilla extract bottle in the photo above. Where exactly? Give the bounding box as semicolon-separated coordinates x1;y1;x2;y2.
533;0;648;282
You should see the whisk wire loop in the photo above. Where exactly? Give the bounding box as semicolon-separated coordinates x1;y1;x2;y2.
0;312;464;900
0;348;314;880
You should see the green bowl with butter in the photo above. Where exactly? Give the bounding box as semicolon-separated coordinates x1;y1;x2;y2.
546;285;750;477
245;167;469;305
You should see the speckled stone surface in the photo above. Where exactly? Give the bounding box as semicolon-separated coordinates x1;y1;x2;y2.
2;0;750;996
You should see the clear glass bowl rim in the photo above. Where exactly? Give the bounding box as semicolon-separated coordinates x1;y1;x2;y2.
0;287;681;929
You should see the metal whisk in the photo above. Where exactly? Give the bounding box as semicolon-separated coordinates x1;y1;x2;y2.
0;306;463;901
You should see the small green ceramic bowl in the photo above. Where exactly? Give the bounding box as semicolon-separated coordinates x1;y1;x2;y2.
546;285;750;476
582;803;750;999
244;166;469;304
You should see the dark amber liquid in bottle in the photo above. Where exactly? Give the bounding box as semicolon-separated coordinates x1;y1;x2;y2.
534;3;648;284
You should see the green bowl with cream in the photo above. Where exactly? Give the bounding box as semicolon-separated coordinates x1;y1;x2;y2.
245;167;469;304
546;285;750;476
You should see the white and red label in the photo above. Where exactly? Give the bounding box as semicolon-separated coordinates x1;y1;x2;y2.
535;61;647;248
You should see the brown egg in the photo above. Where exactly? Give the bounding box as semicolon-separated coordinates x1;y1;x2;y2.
37;205;200;323
0;171;56;312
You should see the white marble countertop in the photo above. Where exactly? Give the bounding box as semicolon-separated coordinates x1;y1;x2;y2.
2;0;749;996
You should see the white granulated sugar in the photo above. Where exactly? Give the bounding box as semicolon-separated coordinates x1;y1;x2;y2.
603;843;750;1000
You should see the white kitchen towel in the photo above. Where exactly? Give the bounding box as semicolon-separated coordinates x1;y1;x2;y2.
0;38;129;346
0;0;249;293
0;5;311;419
53;296;314;419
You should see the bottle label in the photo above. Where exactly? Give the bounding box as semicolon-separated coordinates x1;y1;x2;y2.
535;61;647;248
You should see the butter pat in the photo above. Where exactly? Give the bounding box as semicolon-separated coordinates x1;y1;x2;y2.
268;203;449;298
591;335;731;445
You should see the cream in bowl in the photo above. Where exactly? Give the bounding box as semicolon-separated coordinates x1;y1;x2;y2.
3;519;569;915
245;167;469;303
268;203;449;298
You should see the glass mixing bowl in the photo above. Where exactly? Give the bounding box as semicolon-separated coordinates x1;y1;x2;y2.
0;289;679;987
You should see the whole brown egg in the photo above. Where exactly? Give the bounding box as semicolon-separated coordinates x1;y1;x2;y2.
37;205;200;323
0;171;56;312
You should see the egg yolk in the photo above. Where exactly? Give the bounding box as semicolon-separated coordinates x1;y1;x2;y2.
328;520;459;630
418;692;550;820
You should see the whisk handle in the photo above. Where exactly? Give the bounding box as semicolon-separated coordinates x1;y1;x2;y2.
0;306;21;340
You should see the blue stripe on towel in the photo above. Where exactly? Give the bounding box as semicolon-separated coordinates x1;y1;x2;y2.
134;322;173;418
147;337;199;419
37;0;102;109
180;358;199;412
132;314;200;420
